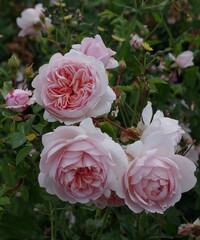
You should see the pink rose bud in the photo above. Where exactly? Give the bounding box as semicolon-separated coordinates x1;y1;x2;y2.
6;89;34;112
169;51;194;69
130;34;144;48
72;35;118;69
16;4;53;37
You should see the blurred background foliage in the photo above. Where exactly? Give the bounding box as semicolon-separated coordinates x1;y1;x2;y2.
0;0;200;239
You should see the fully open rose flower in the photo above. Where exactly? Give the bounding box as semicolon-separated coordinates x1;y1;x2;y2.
72;35;118;69
5;89;34;112
39;118;128;204
137;102;184;146
16;3;52;37
123;131;197;214
32;50;116;125
169;51;194;69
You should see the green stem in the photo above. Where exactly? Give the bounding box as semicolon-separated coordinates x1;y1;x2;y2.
130;86;141;126
97;208;111;238
134;0;137;9
160;12;174;47
136;214;140;240
50;203;55;240
158;214;163;240
121;103;131;126
146;22;161;39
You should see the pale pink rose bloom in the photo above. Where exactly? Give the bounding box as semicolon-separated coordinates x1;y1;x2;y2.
72;35;118;69
169;51;194;69
16;4;52;37
32;50;116;125
6;89;34;112
124;131;197;214
137;102;184;146
38;118;128;204
130;34;143;48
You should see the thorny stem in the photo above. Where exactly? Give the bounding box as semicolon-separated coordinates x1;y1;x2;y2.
117;64;123;85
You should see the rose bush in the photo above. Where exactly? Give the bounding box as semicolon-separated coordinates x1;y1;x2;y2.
32;50;116;125
5;89;34;112
72;35;118;69
1;0;200;238
39;118;128;204
124;131;197;214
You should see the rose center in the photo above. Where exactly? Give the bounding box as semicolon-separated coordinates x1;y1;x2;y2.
47;64;94;110
69;166;102;190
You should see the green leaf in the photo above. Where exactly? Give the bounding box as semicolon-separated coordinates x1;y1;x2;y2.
9;132;26;148
0;188;9;198
99;122;117;139
20;186;29;202
149;77;168;85
0;197;10;206
152;13;162;23
18;115;35;135
16;146;33;165
98;9;117;21
117;85;134;92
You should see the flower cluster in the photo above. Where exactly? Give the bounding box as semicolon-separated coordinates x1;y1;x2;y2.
37;99;196;213
14;29;194;214
7;4;197;216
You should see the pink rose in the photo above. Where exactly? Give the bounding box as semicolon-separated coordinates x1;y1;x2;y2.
124;132;197;214
16;4;52;37
6;89;34;112
130;34;143;48
32;50;116;125
38;118;128;204
169;51;194;69
72;35;118;69
137;102;184;146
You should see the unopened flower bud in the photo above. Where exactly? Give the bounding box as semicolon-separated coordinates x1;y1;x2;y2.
24;64;34;77
70;20;78;29
8;54;20;70
119;59;127;69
